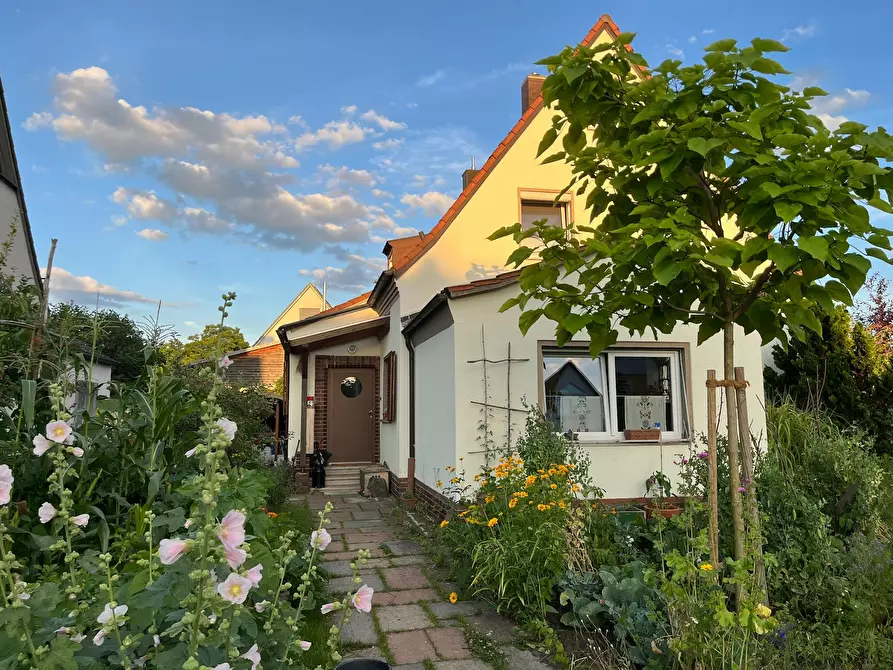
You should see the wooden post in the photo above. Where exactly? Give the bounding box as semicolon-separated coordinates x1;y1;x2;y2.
734;366;767;599
706;369;720;569
29;238;57;378
273;400;280;461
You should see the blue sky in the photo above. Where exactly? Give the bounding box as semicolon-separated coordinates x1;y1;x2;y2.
2;0;891;342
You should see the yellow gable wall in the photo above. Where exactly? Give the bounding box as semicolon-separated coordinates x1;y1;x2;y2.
256;284;328;346
398;29;617;315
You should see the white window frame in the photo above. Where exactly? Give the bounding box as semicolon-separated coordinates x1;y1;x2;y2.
541;347;686;443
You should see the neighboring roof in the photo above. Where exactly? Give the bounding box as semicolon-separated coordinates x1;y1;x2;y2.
544;360;601;397
276;290;372;334
0;75;42;291
388;15;623;279
227;342;281;358
252;282;329;346
382;232;427;272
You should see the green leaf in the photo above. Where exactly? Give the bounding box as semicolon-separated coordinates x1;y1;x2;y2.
537;128;558;157
773;133;808;148
760;183;783;198
654;259;683;285
802;86;828;97
867;233;892;250
823;280;853;305
687;137;723;157
697;319;723;345
705;39;737;52
562;313;592;335
768;245;801;272
741;236;773;263
752;38;789;52
498;297;520;313
506;246;535;267
660;152;685;180
518;309;543;336
562;66;588;84
728;119;762;140
488;224;519;241
774;201;803;222
868;197;893;214
837;121;868;135
807;285;834;314
704;253;734;267
866;247;891;263
20;380;36;430
797;236;829;262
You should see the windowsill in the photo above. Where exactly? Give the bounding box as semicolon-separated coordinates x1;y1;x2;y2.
576;437;687;446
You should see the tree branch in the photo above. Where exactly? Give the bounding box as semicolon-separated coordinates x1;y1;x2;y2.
732;263;776;320
692;169;724;237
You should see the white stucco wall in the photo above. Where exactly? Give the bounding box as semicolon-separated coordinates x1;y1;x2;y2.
0;185;36;285
378;297;411;476
283;306;377;340
63;362;112;413
443;284;767;499
413;327;457;491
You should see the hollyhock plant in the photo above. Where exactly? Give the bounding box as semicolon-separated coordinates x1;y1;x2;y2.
97;603;128;625
299;640;312;651
185;446;197;457
218;355;232;369
242;643;261;670
93;630;105;646
158;539;190;565
224;546;247;569
38;502;57;524
32;434;51;456
352;584;374;613
245;563;263;586
218;573;253;604
46;420;73;444
218;509;246;549
69;447;84;457
71;514;89;527
0;465;11;506
311;527;332;551
216;417;237;442
320;602;338;614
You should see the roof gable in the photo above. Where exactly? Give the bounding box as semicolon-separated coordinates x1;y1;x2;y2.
254;282;329;346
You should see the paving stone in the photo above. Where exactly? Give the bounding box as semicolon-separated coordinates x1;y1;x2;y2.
428;601;485;619
338;612;378;646
322;548;385;561
346;541;385;552
390;555;427;566
376;604;433;632
388;630;436;665
320;560;355;577
342;519;385;529
342;645;388;662
381;566;431;590
342;496;367;503
464;612;517;645
328;573;384;593
503;647;553;669
427;627;471;660
382;539;425;556
343;531;396;544
374;588;438;606
351;510;383;520
433;661;496;670
361;557;394;569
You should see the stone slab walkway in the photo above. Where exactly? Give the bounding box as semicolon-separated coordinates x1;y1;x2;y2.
300;492;555;669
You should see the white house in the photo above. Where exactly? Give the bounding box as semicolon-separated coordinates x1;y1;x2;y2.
0;75;41;287
277;14;766;500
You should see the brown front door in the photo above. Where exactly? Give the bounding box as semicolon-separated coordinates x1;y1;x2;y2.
326;367;375;463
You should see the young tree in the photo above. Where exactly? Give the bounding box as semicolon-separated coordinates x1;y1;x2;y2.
492;35;893;585
162;324;249;368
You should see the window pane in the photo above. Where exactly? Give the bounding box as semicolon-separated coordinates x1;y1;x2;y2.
521;203;563;230
614;356;673;432
543;354;606;433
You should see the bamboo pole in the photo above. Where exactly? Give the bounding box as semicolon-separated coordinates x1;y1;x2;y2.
734;366;767;600
706;369;720;569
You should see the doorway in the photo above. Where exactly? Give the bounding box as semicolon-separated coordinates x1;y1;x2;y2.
326;367;376;463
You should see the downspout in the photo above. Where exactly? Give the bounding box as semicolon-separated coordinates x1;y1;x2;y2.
299;346;309;468
402;330;416;496
276;326;290;461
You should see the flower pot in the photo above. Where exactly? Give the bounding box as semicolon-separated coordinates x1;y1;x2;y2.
646;504;682;519
624;429;661;440
335;659;392;669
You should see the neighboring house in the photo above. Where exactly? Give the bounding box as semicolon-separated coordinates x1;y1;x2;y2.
277;15;766;500
64;349;114;418
224;283;329;390
0;75;41;287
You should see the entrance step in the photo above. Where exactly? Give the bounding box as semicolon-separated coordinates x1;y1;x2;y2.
317;465;363;495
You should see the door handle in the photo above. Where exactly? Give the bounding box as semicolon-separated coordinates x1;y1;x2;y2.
368;409;374;418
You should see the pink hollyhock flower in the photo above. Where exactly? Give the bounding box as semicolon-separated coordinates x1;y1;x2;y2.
46;420;73;444
55;626;72;636
97;603;128;625
185;447;197;457
299;640;311;651
158;539;190;565
218;510;246;549
254;600;270;613
697;451;709;460
184;519;193;529
93;630;105;646
218;356;232;370
310;528;332;551
70;447;84;457
39;502;58;524
71;514;89;527
351;584;374;613
213;665;231;670
241;644;261;670
32;434;52;456
217;573;253;604
0;483;10;506
320;602;337;614
0;465;11;486
245;564;263;586
737;486;747;493
216;418;237;442
224;546;247;569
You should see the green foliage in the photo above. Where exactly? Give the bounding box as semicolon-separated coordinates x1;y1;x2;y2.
492;34;893;356
765;305;893;454
160;324;249;369
513;408;593;489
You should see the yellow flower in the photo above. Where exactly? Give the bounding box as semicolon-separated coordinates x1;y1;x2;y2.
557;501;566;509
537;504;549;511
440;520;449;528
525;475;537;487
540;474;549;480
550;484;557;490
699;563;714;572
487;517;498;527
508;498;518;509
611;508;617;515
571;484;581;493
437;480;443;488
755;603;772;618
485;495;495;504
449;592;458;604
480;479;488;486
513;491;528;498
450;477;460;484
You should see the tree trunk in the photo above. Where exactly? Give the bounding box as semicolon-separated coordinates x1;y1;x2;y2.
722;322;746;568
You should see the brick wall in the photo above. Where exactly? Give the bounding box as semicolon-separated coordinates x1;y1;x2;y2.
313;355;380;461
228;345;284;389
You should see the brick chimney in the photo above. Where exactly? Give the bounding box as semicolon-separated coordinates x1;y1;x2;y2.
462;168;480;190
521;73;546;113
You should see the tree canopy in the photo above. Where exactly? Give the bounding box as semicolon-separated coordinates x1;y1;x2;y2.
160;324;248;369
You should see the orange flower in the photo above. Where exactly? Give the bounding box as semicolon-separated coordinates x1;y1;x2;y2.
512;491;528;498
449;592;458;604
525;475;537;487
487;517;498;527
550;484;557;490
508;498;518;509
485;495;495;504
537;504;549;511
571;484;581;493
267;511;278;518
557;501;566;509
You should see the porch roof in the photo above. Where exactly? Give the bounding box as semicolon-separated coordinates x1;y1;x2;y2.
283;315;389;352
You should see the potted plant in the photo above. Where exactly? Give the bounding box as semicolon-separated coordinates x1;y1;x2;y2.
644;471;681;519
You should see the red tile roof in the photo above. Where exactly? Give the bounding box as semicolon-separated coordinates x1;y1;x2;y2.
391;14;623;278
382;233;427;271
318;291;372;315
444;269;523;298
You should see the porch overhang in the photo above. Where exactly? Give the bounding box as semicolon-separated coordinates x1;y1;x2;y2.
283;316;390;352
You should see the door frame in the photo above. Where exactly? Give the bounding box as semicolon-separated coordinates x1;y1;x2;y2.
313;355;380;463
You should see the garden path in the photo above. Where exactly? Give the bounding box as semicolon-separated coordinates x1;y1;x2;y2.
300;492;554;670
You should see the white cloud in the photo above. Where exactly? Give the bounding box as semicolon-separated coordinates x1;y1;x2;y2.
341;104;358;115
400;191;453;217
371;127;485;189
702;28;714;35
112;187;178;220
782;25;817;41
372;188;393;199
287;115;307;128
111;214;127;226
688;36;697;44
360;109;407;132
299;247;385;292
810;87;871;130
667;45;685;59
184;320;199;329
444;62;531;93
48;266;158;307
136;228;168;241
295;120;372;150
416;69;447;87
373;138;404;150
22;111;53;130
318;164;378;189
